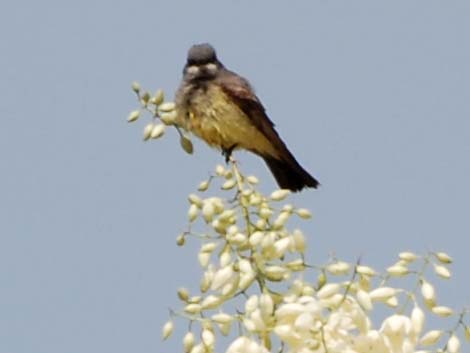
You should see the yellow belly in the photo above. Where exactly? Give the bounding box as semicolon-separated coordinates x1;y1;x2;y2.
180;85;278;157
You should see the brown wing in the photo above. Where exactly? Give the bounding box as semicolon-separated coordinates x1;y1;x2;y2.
215;69;289;156
216;69;320;191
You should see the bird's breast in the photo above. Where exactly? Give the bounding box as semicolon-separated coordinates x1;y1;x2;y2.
178;84;277;156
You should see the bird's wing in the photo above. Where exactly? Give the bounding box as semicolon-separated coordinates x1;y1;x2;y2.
216;69;287;153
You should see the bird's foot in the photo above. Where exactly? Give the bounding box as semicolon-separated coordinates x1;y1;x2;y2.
222;144;237;164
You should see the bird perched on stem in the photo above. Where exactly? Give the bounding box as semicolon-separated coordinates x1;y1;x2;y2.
175;43;319;191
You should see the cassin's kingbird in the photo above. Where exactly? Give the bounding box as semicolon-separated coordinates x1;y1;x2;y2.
175;43;319;191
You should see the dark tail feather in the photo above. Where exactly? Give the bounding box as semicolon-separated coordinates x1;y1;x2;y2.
263;155;320;192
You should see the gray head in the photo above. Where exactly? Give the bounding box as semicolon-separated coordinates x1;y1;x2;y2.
183;43;223;81
187;43;217;65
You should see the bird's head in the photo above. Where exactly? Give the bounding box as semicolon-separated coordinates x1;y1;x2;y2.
183;43;223;81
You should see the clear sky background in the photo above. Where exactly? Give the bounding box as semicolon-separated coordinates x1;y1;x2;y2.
1;1;469;352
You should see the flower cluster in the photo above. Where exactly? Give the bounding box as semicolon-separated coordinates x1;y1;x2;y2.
128;85;469;353
161;163;468;353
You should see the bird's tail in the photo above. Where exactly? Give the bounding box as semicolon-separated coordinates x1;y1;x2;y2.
263;155;319;192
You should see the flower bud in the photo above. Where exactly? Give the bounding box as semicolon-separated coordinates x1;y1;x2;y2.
292;229;306;253
327;261;350;275
264;266;288;281
273;211;290;229
162;320;174;340
202;202;215;222
142;123;154;141
420;330;443;346
286;259;305;271
141;91;151;104
356;265;377;276
369;287;396;302
212;312;233;324
270;189;290;201
211;266;234;290
201;242;217;253
150;124;165;139
201;329;215;347
357;290;373;311
160;110;177;125
431;305;453;317
215;165;225;176
188;204;199;222
317;283;341;299
198;180;210;192
272;237;291;259
184;303;202;314
222;179;236;190
152;89;164;105
435;251;452;263
246;175;259;184
387;265;409;276
411;306;424;335
433;264;451;279
447;335;460;353
295;208;312;219
256;205;271;220
131;81;141;93
183;332;195;353
420;280;436;308
158;101;176;112
178;287;190;301
180;135;194;154
317;272;327;288
198;252;211;268
176;234;186;246
201;295;222;310
190;343;205;353
259;294;274;316
398;251;418;262
127;110;140;122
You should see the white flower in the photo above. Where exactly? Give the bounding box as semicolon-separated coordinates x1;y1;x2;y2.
420;280;436;308
380;314;417;353
225;336;269;353
201;295;222;309
183;332;195;353
201;329;215;347
150;124;165;139
158;101;176;112
356;265;377;276
295;208;312;219
435;251;452;264
411;306;425;335
356;289;373;311
431;305;453;317
433;264;451;279
127;110;140;122
369;287;397;302
317;283;341;299
419;330;443;346
399;251;418;262
447;334;460;353
387;264;409;276
211;265;234;290
270;189;290;201
162;320;174;340
327;261;351;275
212;312;233;324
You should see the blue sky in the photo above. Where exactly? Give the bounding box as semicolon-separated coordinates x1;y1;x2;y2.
1;1;469;352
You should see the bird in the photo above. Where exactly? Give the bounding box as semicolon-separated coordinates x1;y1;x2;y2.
174;43;319;192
